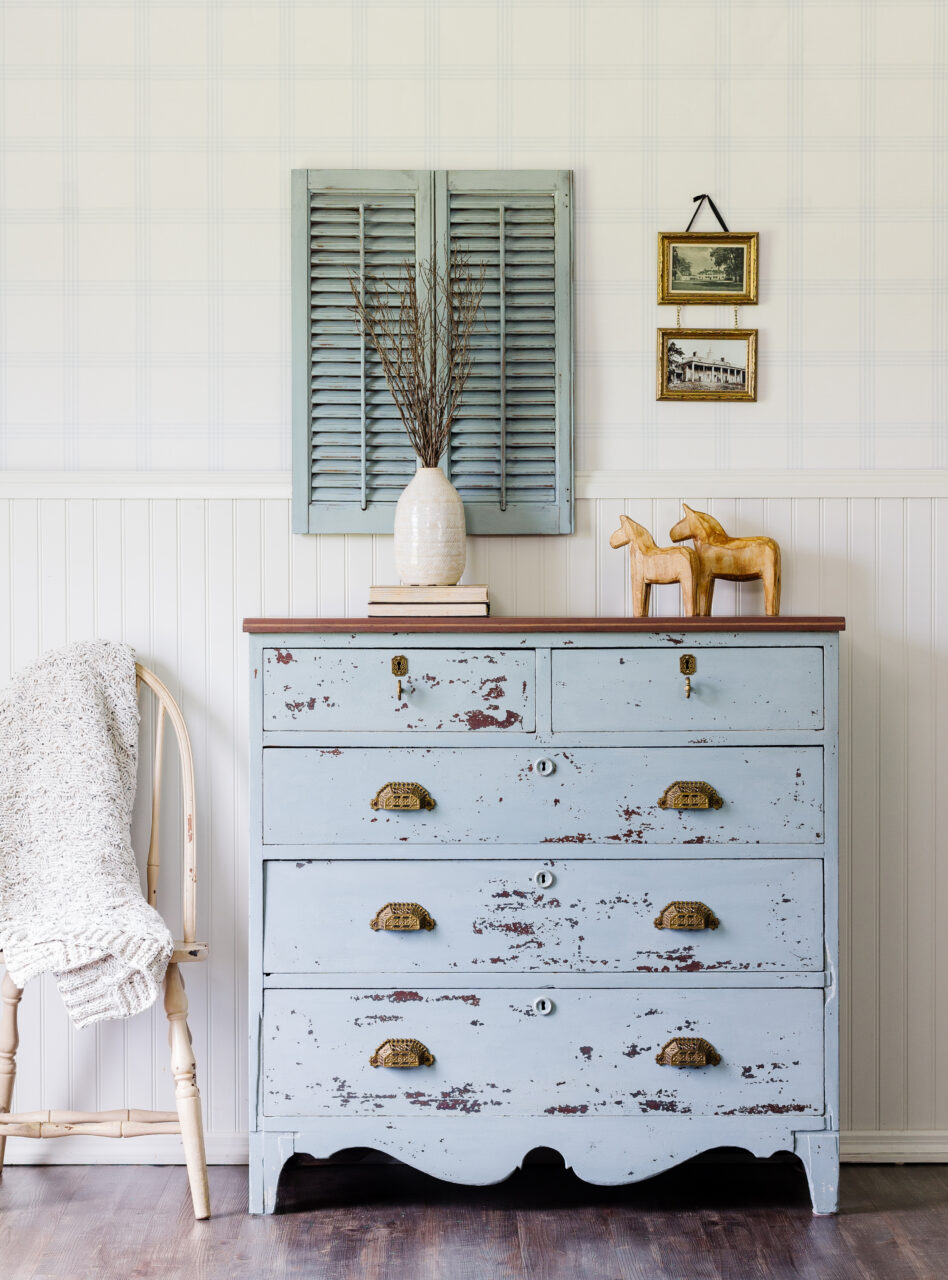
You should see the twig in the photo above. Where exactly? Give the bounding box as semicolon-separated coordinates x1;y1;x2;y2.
350;254;486;469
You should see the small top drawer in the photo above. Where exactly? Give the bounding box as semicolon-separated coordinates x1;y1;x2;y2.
263;647;535;732
552;646;823;733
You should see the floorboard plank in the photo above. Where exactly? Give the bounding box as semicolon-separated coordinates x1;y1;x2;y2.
1;1160;946;1280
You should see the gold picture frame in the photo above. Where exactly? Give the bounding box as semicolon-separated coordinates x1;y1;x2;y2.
657;328;758;402
658;232;758;305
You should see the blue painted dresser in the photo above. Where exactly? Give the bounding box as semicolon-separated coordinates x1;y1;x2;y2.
245;616;844;1214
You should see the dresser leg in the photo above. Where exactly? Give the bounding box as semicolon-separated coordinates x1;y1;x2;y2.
249;1133;295;1214
796;1130;839;1214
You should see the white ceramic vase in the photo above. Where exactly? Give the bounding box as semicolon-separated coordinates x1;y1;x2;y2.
393;466;467;586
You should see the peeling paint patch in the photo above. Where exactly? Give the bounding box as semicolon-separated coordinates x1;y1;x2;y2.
458;708;523;730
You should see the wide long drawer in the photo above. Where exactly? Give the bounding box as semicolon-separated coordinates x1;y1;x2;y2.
263;858;824;973
262;747;824;846
263;647;535;732
552;646;824;732
261;987;824;1118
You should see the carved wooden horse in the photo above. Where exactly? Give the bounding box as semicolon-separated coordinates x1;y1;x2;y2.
668;504;781;616
610;515;699;617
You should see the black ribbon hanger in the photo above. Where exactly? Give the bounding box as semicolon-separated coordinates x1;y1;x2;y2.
685;194;729;233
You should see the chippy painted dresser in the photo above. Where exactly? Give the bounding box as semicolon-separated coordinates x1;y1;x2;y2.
245;616;843;1214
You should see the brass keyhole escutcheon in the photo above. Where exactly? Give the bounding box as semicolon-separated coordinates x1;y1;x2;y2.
392;655;408;701
680;654;696;698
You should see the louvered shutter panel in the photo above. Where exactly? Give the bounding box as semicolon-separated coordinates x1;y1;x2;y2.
438;170;573;534
292;170;433;533
292;170;572;535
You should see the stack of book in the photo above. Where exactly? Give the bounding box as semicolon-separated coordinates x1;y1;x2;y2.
367;585;489;617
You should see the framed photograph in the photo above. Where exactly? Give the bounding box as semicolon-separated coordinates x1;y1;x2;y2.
658;232;758;305
657;328;757;402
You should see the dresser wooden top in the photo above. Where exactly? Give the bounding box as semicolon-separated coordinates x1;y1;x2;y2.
243;615;845;634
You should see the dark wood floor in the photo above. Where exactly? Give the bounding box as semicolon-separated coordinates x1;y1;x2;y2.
1;1156;946;1280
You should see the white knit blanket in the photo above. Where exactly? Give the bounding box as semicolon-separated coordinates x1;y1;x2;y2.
0;641;173;1029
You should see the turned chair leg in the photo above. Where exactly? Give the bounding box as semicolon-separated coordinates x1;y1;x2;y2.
164;963;210;1219
0;971;23;1175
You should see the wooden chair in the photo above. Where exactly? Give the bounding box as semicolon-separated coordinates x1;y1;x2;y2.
0;663;210;1219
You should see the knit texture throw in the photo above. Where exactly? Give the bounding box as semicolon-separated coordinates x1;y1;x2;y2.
0;641;173;1028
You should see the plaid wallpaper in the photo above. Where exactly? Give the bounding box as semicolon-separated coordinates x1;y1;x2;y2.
0;0;945;475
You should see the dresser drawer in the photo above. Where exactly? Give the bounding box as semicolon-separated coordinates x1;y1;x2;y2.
262;987;824;1118
262;746;824;846
552;646;824;733
263;647;535;732
263;858;824;973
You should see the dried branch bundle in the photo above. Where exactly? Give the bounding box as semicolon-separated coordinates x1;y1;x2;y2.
350;255;486;469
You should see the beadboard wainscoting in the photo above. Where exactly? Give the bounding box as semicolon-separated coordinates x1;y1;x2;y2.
0;475;946;1165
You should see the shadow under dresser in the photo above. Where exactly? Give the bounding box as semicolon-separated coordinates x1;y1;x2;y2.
243;616;844;1215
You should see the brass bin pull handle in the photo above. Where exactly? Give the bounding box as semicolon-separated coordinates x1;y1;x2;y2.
370;782;436;811
370;902;436;932
654;901;719;931
370;1038;435;1068
656;1037;721;1068
657;781;724;810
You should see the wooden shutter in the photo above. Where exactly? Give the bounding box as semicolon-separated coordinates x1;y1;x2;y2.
437;171;573;534
292;170;433;533
293;169;572;535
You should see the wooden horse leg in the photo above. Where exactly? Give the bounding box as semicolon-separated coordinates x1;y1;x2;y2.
165;963;210;1219
631;568;650;618
695;569;715;617
763;553;782;616
0;971;23;1174
678;563;696;617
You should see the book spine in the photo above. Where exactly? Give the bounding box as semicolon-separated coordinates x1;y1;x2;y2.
366;603;490;617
